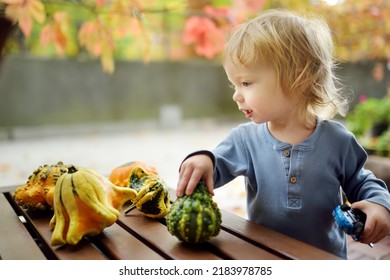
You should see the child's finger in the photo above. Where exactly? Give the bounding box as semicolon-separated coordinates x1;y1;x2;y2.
203;173;214;196
185;169;203;196
176;165;193;197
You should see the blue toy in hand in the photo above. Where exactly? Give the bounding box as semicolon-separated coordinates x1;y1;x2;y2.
333;204;367;241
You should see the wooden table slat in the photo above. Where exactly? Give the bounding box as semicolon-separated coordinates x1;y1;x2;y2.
208;230;282;260
119;210;222;260
89;223;165;260
0;193;46;260
221;210;340;260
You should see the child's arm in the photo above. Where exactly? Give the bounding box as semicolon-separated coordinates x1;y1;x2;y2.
176;154;214;197
352;200;390;245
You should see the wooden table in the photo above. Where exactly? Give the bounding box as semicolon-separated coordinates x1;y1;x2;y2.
0;190;340;260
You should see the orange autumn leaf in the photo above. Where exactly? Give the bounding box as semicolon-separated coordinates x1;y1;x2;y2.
204;5;230;21
183;16;225;59
108;0;145;36
78;19;115;73
232;0;266;22
2;0;46;37
40;12;70;55
94;0;107;7
78;20;100;56
114;16;144;38
235;0;266;12
110;0;144;16
129;17;143;36
101;40;115;73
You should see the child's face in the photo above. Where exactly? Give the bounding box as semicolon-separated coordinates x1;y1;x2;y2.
224;59;296;125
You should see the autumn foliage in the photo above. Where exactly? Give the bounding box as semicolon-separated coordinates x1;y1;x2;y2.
1;0;151;73
2;0;46;37
1;0;389;73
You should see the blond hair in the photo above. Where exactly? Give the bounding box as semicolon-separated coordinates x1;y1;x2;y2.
223;9;348;127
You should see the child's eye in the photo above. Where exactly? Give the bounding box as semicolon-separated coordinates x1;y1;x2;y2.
242;81;251;87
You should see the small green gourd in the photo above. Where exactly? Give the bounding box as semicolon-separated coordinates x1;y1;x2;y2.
127;166;171;218
166;181;222;243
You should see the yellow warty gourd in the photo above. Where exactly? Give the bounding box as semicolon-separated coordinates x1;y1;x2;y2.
14;162;69;210
49;165;137;246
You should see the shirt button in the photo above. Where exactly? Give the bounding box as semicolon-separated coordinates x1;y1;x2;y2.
283;150;290;157
289;176;297;183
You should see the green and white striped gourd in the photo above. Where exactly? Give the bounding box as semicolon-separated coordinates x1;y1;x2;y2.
166;181;222;243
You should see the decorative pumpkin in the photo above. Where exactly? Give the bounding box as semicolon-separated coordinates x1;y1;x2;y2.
166;181;222;243
49;165;137;246
108;161;158;187
126;166;171;219
14;162;69;210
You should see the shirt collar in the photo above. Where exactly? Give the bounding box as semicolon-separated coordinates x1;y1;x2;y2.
261;119;325;150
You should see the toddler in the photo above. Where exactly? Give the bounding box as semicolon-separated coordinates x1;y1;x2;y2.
176;9;390;259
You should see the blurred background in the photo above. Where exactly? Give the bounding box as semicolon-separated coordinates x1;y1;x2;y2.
0;0;389;219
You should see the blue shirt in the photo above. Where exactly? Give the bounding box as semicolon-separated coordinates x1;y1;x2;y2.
210;119;390;259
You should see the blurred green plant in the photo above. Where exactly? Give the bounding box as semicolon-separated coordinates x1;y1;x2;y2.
347;96;390;156
376;130;390;157
347;97;390;137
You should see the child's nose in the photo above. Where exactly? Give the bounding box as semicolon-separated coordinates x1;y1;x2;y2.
232;91;244;103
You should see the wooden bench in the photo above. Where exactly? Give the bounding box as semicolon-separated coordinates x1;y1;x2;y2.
0;190;340;260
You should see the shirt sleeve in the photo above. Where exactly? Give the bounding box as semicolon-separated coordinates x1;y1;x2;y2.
212;127;250;188
342;134;390;211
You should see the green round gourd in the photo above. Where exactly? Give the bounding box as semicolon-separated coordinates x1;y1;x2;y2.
166;182;222;243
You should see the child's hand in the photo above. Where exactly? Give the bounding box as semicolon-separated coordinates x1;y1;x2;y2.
176;154;214;197
351;200;390;245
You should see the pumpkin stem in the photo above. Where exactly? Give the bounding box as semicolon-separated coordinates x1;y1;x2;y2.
67;165;79;174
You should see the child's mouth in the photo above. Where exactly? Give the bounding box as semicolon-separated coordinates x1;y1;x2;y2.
242;110;253;119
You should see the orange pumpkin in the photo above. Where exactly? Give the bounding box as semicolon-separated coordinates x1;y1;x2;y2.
108;161;157;187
